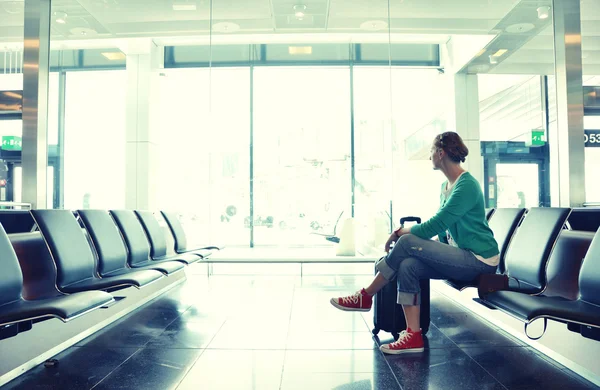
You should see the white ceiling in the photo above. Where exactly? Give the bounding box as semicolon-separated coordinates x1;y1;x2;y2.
1;0;600;75
0;0;519;43
468;0;600;75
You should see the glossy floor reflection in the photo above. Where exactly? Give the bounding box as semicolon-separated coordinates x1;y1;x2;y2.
5;274;599;390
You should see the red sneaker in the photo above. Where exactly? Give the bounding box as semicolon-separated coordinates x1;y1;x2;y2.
330;289;372;312
380;328;425;354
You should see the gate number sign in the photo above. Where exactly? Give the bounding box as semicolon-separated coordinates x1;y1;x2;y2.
585;130;600;148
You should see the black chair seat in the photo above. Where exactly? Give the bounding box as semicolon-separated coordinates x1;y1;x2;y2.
485;291;600;326
61;270;160;293
31;210;166;293
129;260;185;275
160;211;222;256
0;290;113;327
185;247;217;257
155;252;203;265
444;279;476;291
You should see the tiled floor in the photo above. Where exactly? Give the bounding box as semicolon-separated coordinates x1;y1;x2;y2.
5;273;599;390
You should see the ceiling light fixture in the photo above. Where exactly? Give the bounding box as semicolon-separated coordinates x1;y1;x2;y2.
102;52;126;60
172;0;197;11
53;11;68;24
288;46;312;55
212;22;240;33
360;20;388;31
2;1;24;15
505;23;535;33
537;6;551;20
492;49;508;57
293;5;307;20
69;27;98;37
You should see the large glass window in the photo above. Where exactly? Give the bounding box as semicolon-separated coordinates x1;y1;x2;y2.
352;67;450;254
63;70;127;210
253;67;351;246
352;67;393;254
156;68;250;247
389;69;450;222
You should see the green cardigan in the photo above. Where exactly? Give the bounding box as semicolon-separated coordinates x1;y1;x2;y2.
410;172;499;259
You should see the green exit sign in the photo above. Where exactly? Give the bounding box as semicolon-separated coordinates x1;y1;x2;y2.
527;130;545;147
1;136;22;151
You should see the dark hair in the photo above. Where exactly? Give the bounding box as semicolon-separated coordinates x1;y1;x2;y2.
434;132;468;163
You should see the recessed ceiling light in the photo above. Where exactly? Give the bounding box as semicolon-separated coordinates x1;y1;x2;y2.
537;6;551;20
505;23;535;33
288;46;312;55
360;20;388;31
53;11;67;24
172;0;196;11
293;5;306;20
212;22;240;33
2;1;24;14
492;49;508;57
102;52;126;60
69;27;98;37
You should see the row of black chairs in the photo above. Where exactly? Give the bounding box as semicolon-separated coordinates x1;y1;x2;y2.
444;207;600;342
0;209;219;341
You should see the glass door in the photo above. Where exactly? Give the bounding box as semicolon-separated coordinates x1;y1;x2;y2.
495;163;540;208
482;141;550;208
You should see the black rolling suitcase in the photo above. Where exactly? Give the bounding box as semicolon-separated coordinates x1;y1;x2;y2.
372;216;431;341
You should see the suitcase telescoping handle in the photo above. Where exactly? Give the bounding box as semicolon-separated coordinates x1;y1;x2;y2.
399;216;421;227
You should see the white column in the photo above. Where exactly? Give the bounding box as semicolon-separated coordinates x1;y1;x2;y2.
552;0;586;207
125;41;163;210
22;0;51;209
453;73;483;186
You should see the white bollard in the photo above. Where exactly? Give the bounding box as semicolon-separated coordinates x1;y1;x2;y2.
336;217;356;256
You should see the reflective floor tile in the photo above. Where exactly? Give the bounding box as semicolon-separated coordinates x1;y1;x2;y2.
462;346;600;390
386;347;505;390
286;330;379;350
93;348;202;390
207;320;289;349
2;347;138;390
283;350;390;373
432;311;522;348
76;307;180;348
146;319;225;349
280;372;400;390
176;350;285;390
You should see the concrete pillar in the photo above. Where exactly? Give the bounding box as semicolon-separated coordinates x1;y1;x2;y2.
453;73;483;186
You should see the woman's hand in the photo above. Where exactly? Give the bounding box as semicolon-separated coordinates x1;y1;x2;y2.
385;227;411;253
385;230;400;253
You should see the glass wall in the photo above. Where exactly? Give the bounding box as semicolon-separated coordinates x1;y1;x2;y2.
63;70;127;210
156;67;250;246
17;0;600;249
252;67;351;246
153;62;450;249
